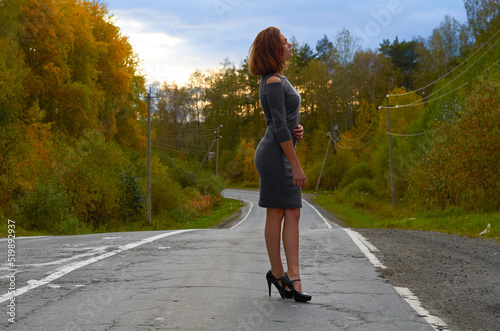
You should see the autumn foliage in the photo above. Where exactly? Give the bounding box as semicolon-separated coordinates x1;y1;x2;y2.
153;2;499;215
408;72;500;210
0;0;223;233
1;1;498;235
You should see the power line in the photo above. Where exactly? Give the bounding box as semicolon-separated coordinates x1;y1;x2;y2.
333;125;377;149
194;132;219;138
381;59;500;109
388;130;437;137
384;81;469;109
336;134;377;149
155;126;220;134
334;120;375;141
406;40;500;106
381;59;498;137
152;141;207;156
389;28;500;97
155;132;216;141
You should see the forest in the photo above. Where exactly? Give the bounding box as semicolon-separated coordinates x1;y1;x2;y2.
0;0;498;234
152;2;499;212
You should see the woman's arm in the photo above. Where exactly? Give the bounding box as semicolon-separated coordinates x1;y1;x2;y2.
265;77;306;188
280;140;306;188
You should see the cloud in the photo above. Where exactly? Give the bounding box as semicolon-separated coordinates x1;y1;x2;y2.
113;9;195;85
106;0;468;86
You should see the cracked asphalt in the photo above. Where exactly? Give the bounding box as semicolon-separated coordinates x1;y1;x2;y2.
1;189;436;330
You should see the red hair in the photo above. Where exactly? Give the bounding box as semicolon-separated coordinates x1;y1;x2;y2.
248;26;286;76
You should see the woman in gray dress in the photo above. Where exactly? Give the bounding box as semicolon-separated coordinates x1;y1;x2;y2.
248;26;311;302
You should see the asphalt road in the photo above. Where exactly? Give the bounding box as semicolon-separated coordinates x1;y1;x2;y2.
1;189;439;330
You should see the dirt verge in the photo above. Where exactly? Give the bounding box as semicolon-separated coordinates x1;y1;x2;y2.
356;228;500;331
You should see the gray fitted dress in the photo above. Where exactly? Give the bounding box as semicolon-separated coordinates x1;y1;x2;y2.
254;74;302;209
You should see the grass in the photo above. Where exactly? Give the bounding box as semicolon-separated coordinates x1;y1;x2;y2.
4;191;497;241
164;197;242;230
314;193;499;241
0;197;242;237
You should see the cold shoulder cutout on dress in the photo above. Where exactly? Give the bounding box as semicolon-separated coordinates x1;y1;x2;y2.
265;75;282;84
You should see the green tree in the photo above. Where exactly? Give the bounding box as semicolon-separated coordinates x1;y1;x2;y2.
203;59;243;152
379;37;418;90
464;0;500;42
295;43;316;68
351;49;396;104
315;34;338;71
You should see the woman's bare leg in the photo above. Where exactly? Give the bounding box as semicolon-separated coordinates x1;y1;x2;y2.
283;208;302;292
265;208;285;280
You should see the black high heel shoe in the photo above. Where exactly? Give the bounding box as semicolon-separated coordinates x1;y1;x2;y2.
281;272;312;302
266;270;293;299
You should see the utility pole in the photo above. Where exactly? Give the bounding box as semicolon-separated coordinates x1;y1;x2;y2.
386;95;396;207
216;125;222;176
146;86;161;222
332;125;338;155
315;131;332;196
146;87;152;223
314;127;339;201
196;137;218;175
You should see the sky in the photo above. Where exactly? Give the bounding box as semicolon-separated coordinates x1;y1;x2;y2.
103;0;468;86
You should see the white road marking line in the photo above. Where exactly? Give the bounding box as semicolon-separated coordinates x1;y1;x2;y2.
340;227;446;330
394;287;449;331
0;229;195;303
343;228;387;269
230;200;253;229
18;246;110;268
303;198;384;269
342;226;447;330
350;229;379;252
302;199;333;229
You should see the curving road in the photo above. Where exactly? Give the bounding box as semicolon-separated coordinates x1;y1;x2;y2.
0;189;439;330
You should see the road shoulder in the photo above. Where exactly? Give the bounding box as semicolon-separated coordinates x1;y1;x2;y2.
354;229;500;331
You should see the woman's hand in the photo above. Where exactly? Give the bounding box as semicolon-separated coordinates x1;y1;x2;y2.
292;165;306;188
293;125;304;142
279;139;306;188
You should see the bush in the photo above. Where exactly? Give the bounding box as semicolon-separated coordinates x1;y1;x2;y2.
318;152;352;190
151;174;184;216
58;215;82;235
406;70;499;211
65;131;123;227
339;161;372;188
157;207;196;228
13;179;74;233
161;155;196;188
197;172;224;197
461;189;498;213
343;177;375;197
119;168;145;222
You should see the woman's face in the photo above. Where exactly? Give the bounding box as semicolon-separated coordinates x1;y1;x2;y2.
280;33;293;60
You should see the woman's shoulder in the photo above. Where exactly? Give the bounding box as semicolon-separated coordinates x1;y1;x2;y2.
265;75;282;84
262;74;285;85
